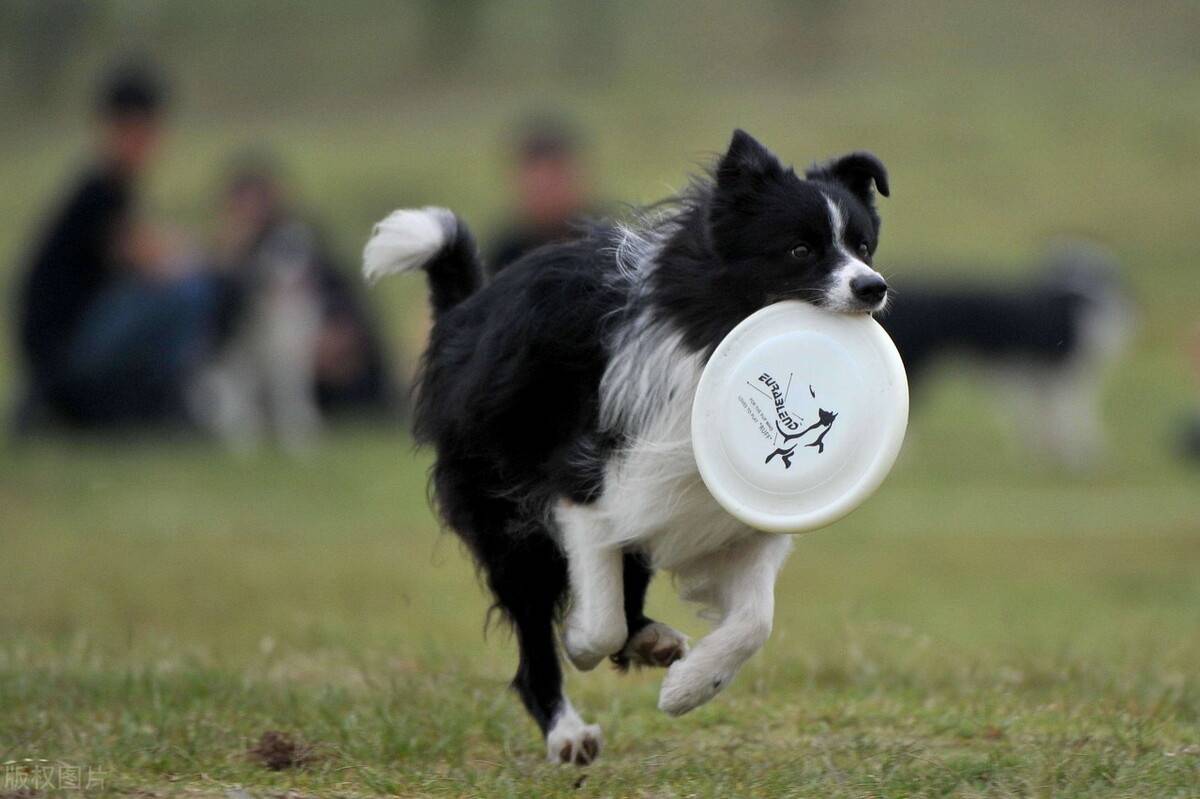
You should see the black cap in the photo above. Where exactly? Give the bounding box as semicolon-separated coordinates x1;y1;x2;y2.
97;58;167;118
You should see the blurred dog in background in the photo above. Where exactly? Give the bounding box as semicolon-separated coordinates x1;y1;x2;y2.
881;240;1133;469
190;163;323;455
191;157;401;455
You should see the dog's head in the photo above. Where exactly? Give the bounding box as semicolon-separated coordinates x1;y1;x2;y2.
708;129;890;313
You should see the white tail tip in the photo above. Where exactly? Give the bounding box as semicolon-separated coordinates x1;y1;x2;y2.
362;206;456;284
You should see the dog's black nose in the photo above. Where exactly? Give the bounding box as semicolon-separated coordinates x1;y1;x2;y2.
850;273;888;304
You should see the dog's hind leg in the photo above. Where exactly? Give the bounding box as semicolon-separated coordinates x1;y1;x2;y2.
493;533;602;766
510;601;603;765
611;551;689;670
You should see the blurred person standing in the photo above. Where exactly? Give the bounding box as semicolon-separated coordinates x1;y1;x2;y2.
13;60;218;431
489;116;597;275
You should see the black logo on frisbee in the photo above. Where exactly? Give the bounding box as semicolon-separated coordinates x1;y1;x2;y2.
755;373;838;470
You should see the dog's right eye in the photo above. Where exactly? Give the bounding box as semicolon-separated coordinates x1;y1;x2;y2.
790;244;812;260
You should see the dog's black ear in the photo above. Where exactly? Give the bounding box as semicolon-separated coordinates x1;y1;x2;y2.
716;129;784;188
806;151;890;202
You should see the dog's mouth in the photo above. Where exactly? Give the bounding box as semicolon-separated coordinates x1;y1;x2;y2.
764;291;888;315
765;275;889;314
819;292;889;315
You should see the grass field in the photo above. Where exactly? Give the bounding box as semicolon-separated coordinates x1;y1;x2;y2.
2;431;1197;797
2;2;1200;796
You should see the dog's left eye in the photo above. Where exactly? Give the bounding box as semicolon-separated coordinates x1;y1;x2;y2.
857;242;871;258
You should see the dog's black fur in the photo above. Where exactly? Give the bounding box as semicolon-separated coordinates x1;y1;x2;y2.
368;130;890;749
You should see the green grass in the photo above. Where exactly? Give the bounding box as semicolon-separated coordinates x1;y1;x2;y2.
2;2;1200;796
1;430;1197;798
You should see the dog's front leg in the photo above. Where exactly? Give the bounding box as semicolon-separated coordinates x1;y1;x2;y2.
658;533;791;715
556;502;627;671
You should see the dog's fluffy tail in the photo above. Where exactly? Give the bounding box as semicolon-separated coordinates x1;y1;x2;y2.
362;207;483;314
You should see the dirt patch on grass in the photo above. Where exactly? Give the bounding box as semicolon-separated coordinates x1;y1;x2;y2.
247;730;317;771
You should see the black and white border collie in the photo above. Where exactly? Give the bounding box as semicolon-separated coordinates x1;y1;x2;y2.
880;242;1131;469
363;130;890;765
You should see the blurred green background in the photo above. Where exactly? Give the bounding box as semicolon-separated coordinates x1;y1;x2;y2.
1;2;1198;796
2;1;1199;453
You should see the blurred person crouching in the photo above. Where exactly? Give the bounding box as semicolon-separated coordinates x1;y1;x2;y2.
192;155;398;454
488;116;598;275
13;60;220;433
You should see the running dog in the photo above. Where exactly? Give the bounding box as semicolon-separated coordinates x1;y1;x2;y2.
363;130;890;764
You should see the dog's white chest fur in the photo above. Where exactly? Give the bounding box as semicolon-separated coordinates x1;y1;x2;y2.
587;319;756;571
555;314;792;725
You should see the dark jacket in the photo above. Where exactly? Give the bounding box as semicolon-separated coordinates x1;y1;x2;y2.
17;165;131;390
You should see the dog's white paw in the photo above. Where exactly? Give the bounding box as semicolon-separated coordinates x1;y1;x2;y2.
564;617;627;672
546;715;603;766
615;621;689;669
657;656;735;716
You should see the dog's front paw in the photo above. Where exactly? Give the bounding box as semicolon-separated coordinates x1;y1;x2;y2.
613;621;689;670
657;656;734;716
564;618;627;671
546;719;603;766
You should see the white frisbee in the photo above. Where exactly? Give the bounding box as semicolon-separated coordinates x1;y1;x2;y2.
691;301;908;534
